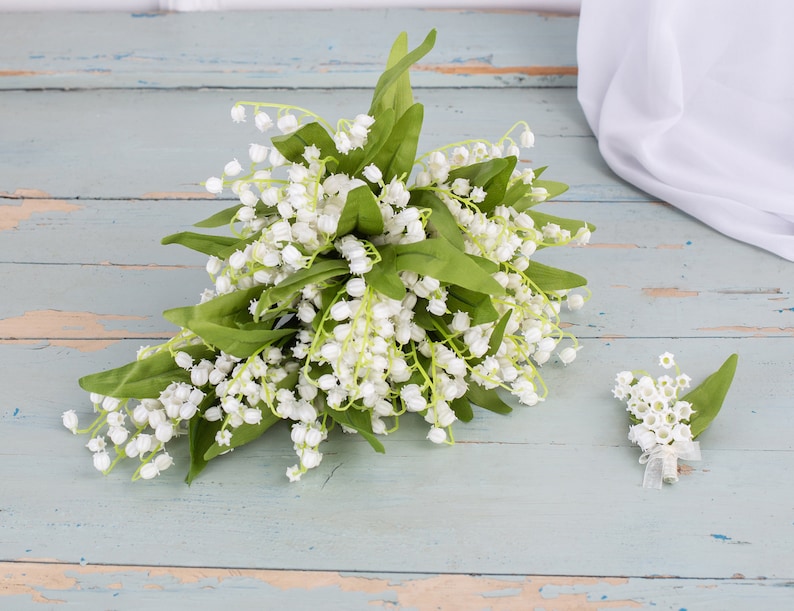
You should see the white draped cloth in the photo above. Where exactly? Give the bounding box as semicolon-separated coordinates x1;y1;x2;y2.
577;0;794;261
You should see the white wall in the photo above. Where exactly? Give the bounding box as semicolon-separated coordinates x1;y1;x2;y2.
0;0;580;12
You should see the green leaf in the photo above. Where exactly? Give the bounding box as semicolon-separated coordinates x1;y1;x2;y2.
447;157;517;213
465;384;513;415
409;189;464;249
336;184;385;237
161;231;244;257
325;408;386;453
256;258;349;315
164;286;297;357
185;321;295;358
524;210;595;238
449;396;474;423
394;238;506;297
203;409;281;461
502;181;535;208
380;31;411;116
369;29;436;120
532;179;569;201
487;309;512;358
185;390;220;484
193;202;276;228
507;179;570;212
525;260;588;292
78;344;214;399
192;204;242;228
365;245;406;301
683;353;739;438
337;109;395;176
271;122;338;169
371;103;424;182
165;285;263;328
445;286;500;326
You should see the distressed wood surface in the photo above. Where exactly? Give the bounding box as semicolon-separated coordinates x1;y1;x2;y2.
0;10;578;90
0;88;631;202
1;10;793;610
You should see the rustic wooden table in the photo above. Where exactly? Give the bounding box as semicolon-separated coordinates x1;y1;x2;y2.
1;9;792;610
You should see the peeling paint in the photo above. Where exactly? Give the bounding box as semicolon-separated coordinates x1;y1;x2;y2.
415;61;577;77
0;189;82;231
0;562;641;609
0;310;169;351
697;325;794;336
642;288;699;298
0;70;55;77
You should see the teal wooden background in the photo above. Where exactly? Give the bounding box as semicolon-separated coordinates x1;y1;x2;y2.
1;9;792;610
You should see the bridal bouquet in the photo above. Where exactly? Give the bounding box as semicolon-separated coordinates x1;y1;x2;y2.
64;30;594;483
613;352;738;488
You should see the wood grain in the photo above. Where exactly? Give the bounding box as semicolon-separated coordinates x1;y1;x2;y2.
1;9;792;610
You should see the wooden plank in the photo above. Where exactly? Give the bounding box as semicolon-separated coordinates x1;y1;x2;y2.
2;195;791;340
0;338;791;579
1;561;791;610
0;10;578;90
1;9;792;605
0;88;643;202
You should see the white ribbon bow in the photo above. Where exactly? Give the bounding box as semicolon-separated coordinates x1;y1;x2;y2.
638;441;701;489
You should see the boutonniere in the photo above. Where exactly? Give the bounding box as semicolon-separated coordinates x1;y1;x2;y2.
613;352;738;488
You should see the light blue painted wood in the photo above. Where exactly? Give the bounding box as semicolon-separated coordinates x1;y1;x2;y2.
0;88;644;202
1;337;792;581
0;10;579;90
1;9;792;610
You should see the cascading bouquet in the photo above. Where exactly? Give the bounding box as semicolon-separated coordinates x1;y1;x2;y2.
612;352;737;488
63;30;595;483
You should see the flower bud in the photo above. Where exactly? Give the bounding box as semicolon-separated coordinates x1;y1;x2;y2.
230;104;246;123
174;351;193;370
426;427;447;444
558;346;579;365
135;434;153;455
229;249;247;270
362;164;383;183
248;143;269;163
108;426;129;446
86;436;106;453
205;176;223;195
243;408;262;425
254;111;273;132
305;427;323;447
93;451;111;472
139;462;160;480
155;421;174;443
62;410;79;433
567;294;585;311
224;158;243;177
300;448;322;469
102;396;121;412
204;406;223;422
154;452;174;472
520;128;535;148
277;113;298;134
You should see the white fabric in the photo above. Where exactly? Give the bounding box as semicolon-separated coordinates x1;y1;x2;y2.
577;0;794;261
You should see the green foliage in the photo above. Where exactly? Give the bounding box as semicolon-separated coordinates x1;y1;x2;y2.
79;344;214;398
336;184;385;236
685;354;739;438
